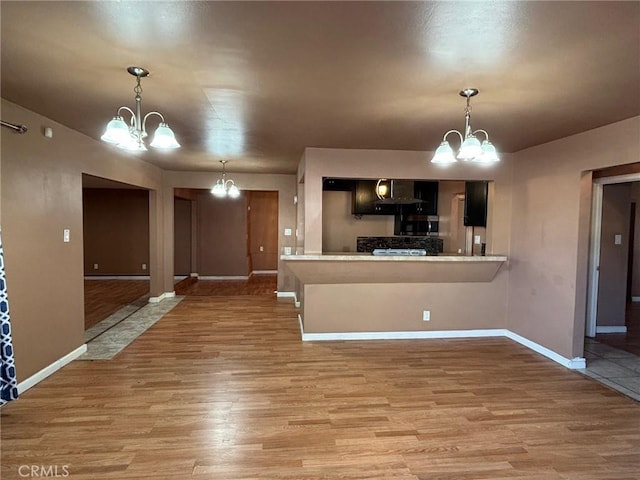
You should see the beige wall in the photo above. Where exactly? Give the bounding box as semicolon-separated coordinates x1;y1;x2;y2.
509;116;640;359
303;274;508;333
197;191;249;276
83;188;150;275
322;190;394;253
596;183;631;327
0;99;164;381
174;197;192;276
162;171;297;293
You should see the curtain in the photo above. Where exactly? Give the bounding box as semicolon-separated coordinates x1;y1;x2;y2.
0;228;18;405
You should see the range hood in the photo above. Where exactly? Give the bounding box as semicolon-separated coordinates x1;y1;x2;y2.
374;180;423;205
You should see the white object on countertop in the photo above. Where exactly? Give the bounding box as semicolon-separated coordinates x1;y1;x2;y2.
372;248;427;256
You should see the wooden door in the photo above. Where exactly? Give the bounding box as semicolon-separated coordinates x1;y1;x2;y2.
247;191;279;272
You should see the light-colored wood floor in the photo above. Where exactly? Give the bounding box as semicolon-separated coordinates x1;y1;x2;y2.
84;279;149;329
2;294;639;479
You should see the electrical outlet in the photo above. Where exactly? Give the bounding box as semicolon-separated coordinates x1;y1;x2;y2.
259;246;264;252
284;228;292;236
422;310;431;321
142;263;147;271
63;229;70;243
474;235;481;245
93;264;98;270
284;247;292;255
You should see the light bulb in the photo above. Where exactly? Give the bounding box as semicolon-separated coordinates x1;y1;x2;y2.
150;123;180;149
101;116;130;144
211;182;227;198
457;135;482;160
431;141;456;164
228;183;240;198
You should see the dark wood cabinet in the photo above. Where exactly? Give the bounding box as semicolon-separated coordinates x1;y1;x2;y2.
323;178;355;192
326;178;439;217
464;181;488;227
409;181;438;215
352;180;397;215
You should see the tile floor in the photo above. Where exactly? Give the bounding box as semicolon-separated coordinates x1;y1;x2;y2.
79;296;183;360
580;337;640;401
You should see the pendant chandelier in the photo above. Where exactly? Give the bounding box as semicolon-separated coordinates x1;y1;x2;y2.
431;88;498;164
101;66;180;151
211;160;240;198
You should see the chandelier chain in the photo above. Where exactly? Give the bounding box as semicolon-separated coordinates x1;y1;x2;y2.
134;76;142;96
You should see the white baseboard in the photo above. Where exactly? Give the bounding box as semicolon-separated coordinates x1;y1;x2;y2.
190;273;199;278
84;275;150;280
298;314;304;339
632;296;640;302
276;291;300;307
197;275;249;280
251;270;278;275
301;328;507;342
174;275;188;281
148;292;175;303
298;325;586;370
276;291;296;298
504;331;586;369
595;325;628;334
18;344;87;395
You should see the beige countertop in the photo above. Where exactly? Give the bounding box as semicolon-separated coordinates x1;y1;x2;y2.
281;253;508;284
281;253;507;262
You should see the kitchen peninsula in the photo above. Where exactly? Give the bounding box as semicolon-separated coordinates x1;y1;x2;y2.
282;251;508;337
292;147;512;341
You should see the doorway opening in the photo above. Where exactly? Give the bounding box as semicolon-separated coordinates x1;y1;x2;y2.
173;188;279;296
82;174;151;340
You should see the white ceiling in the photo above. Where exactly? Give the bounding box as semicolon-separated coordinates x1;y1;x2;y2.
2;1;639;174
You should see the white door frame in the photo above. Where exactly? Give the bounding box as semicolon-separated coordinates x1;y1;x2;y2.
586;173;640;337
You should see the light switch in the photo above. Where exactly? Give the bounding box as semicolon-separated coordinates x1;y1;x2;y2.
284;228;292;236
63;229;70;243
259;246;264;252
614;234;622;245
284;247;292;255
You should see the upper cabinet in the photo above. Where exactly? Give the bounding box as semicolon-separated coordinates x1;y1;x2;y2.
322;178;355;192
322;178;439;217
352;180;397;215
464;181;488;227
405;181;438;216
